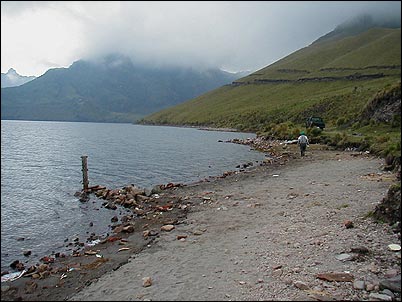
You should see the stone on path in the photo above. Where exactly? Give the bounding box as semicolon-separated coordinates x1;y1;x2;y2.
379;275;401;292
161;225;175;232
142;277;152;287
368;293;392;301
316;272;354;282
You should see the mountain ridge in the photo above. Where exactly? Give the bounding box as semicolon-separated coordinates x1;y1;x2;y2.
1;68;36;88
1;55;241;123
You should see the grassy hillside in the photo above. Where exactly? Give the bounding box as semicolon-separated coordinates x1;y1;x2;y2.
140;28;401;157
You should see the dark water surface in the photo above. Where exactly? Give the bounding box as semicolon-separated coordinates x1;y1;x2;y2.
1;120;265;271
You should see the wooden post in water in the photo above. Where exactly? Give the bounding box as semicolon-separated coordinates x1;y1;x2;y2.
81;155;89;191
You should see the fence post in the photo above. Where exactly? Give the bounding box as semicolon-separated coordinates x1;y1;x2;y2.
81;155;89;191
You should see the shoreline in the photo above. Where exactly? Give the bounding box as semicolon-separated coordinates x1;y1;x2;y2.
0;138;290;301
2;144;400;301
134;121;255;134
0;128;262;276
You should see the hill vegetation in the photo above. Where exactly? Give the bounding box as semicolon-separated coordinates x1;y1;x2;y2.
140;27;401;159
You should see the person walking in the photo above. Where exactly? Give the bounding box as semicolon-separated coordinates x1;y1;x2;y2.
297;131;309;156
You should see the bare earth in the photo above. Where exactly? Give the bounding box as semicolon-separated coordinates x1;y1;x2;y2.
66;145;400;301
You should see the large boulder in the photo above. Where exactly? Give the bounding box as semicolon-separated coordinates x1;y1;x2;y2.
373;183;401;228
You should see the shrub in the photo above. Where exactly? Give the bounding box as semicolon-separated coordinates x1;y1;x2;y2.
292;128;301;139
270;122;292;139
358;138;371;151
331;133;343;145
377;134;390;144
391;114;401;128
310;127;323;137
336;117;346;127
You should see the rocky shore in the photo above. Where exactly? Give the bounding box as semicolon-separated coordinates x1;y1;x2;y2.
1;140;400;301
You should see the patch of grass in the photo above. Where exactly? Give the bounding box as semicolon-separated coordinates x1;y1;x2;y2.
336;203;350;210
307;200;323;207
370;215;387;224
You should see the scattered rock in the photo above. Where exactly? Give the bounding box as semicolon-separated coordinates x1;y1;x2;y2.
379;275;401;292
272;269;283;278
368;292;392;301
366;283;376;292
23;250;32;257
353;280;365;290
350;246;370;254
84;250;97;256
381;289;395;299
343;220;354;229
122;225;134;233
384;269;398;278
294;281;310;290
316;272;354;282
387;244;401;251
161;225;175;232
142;277;152;287
104;202;117;210
335;253;353;261
9;260;20;269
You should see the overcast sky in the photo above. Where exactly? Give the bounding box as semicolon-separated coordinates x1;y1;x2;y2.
1;1;401;76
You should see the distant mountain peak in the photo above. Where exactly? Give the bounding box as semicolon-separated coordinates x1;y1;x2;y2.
1;68;36;88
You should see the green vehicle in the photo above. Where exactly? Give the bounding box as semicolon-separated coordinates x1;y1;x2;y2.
306;116;325;130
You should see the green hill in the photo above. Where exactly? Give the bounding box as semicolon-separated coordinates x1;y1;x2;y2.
140;27;401;157
141;27;400;128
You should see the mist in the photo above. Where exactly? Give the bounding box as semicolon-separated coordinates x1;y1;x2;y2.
1;1;401;76
78;1;402;72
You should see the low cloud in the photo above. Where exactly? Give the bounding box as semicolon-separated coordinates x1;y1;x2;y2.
80;1;401;72
2;1;401;76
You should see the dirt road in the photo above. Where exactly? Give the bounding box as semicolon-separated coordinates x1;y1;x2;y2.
69;146;401;301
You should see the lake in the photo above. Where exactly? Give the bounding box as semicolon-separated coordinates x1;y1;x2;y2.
1;120;265;272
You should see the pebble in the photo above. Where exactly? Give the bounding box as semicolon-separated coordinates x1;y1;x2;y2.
160;225;175;232
381;289;395;299
142;277;152;287
293;281;310;290
379;275;401;292
368;293;392;301
23;250;32;257
353;280;365;290
364;280;373;290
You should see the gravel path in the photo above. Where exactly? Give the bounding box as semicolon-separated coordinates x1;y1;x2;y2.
69;147;401;301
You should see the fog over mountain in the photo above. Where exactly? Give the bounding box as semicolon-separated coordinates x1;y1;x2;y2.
313;12;401;44
1;54;243;123
2;1;401;77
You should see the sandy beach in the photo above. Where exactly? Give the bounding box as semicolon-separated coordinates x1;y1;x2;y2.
1;143;400;301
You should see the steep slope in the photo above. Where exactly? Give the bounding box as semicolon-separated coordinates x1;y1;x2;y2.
140;27;401;132
1;55;240;123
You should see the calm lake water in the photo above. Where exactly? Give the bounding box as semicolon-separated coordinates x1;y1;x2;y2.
1;120;265;272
